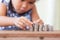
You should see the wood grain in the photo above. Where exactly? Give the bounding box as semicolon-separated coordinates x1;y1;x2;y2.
0;31;60;38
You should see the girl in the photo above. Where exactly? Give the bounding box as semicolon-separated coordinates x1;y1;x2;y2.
0;0;43;30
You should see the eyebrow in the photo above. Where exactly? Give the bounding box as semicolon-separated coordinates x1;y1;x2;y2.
30;0;36;3
28;0;35;2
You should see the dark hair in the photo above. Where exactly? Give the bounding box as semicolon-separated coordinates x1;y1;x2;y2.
8;0;14;12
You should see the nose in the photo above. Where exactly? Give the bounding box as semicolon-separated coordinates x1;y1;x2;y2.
21;2;27;8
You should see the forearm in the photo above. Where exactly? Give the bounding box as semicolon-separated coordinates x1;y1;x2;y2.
31;5;43;24
0;16;15;26
31;4;40;21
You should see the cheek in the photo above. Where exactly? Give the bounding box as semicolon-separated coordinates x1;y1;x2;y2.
27;5;33;10
15;4;21;10
12;0;21;9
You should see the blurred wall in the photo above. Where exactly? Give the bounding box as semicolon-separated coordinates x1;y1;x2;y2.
54;0;60;30
35;0;60;30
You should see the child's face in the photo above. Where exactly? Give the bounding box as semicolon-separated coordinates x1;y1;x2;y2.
11;0;36;13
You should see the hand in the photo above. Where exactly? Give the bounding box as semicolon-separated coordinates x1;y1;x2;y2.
33;19;44;25
13;16;33;30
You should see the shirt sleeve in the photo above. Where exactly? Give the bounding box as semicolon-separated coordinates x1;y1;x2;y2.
0;0;2;3
0;0;10;5
0;0;10;10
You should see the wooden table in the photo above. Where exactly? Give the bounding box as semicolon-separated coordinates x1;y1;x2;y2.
0;31;60;40
0;31;60;37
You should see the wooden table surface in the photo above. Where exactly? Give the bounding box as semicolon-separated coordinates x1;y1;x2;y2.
0;31;60;38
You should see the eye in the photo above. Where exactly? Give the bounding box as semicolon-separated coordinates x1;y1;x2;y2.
29;2;34;4
21;0;25;1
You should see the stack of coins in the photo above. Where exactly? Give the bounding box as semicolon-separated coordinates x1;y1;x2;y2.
30;23;39;31
34;23;39;31
39;24;53;31
29;24;34;31
39;24;42;31
29;23;53;31
44;24;49;31
46;24;53;31
39;24;45;31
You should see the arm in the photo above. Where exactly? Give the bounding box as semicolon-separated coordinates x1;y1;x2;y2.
0;3;15;26
0;3;33;28
31;4;44;25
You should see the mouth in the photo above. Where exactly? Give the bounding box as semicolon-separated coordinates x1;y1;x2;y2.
15;8;27;13
20;8;26;11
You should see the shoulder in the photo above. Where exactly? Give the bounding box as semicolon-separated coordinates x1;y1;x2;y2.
0;3;6;7
0;0;10;6
0;3;7;11
0;3;7;16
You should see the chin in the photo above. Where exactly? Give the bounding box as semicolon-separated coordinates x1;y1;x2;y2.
17;10;28;14
17;11;26;14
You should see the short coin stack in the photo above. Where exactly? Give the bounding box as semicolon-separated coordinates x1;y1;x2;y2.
29;23;53;31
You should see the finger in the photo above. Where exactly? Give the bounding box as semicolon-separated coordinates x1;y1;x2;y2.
33;19;44;25
23;18;33;27
39;20;44;24
20;19;32;27
22;17;33;24
17;21;26;30
18;21;26;28
14;21;24;29
19;17;33;27
33;19;40;23
36;19;44;25
36;19;40;23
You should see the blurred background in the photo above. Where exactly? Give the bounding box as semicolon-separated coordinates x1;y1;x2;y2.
35;0;60;30
0;0;60;40
0;0;60;30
